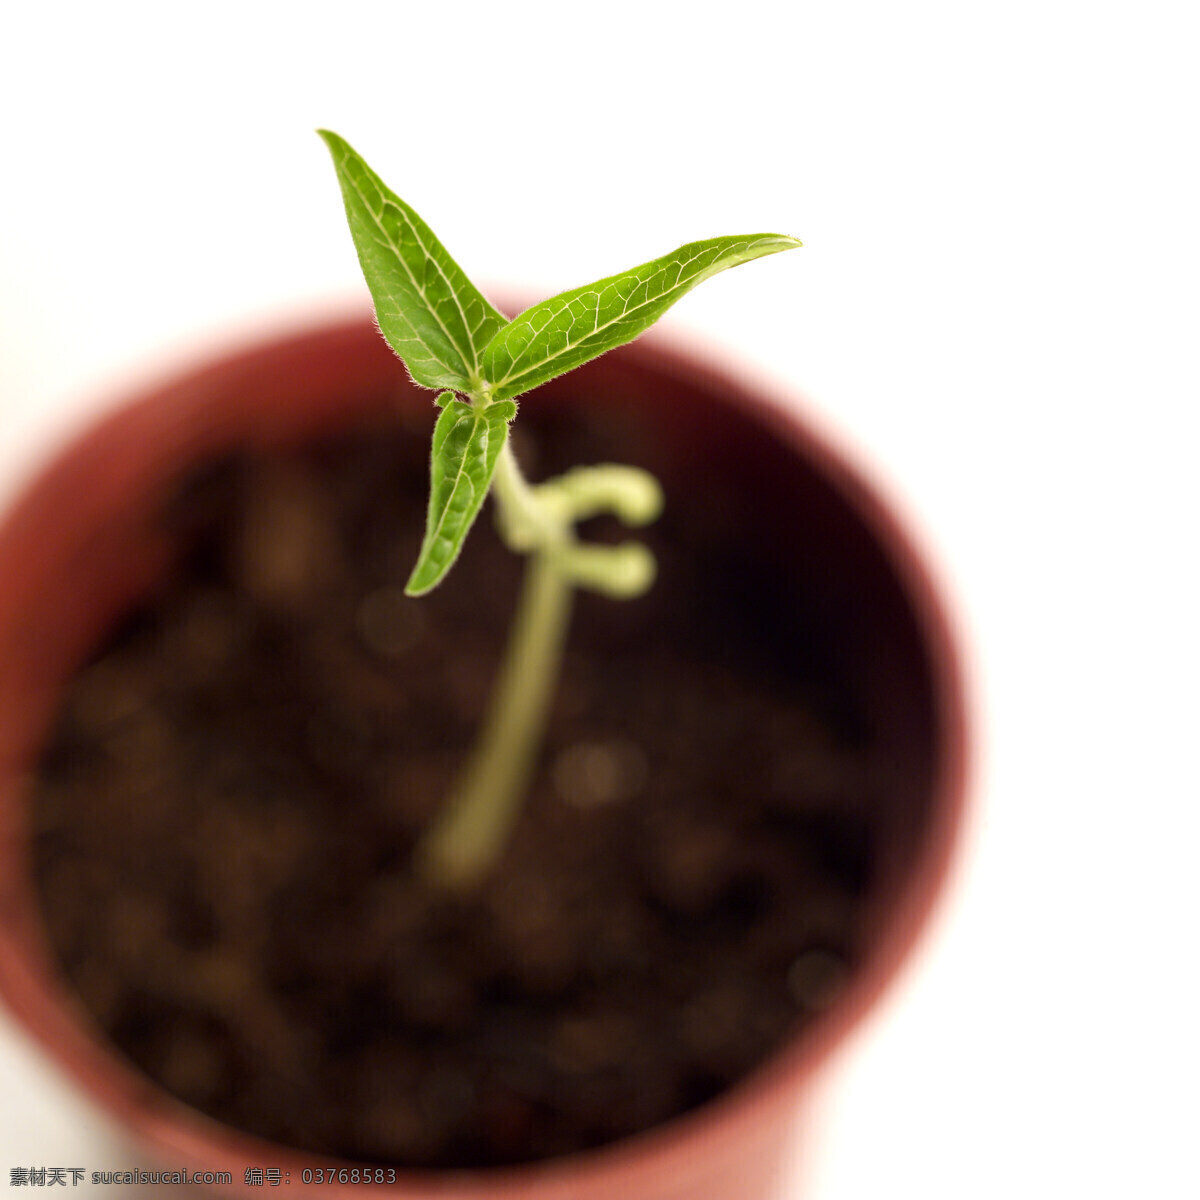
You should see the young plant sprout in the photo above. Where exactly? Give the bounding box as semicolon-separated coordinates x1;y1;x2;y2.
319;130;801;888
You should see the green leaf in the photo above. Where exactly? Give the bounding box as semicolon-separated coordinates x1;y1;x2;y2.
481;234;801;401
406;395;518;596
318;130;506;391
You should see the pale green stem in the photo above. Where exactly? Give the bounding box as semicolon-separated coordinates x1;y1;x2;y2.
415;441;660;889
414;444;572;888
490;438;567;550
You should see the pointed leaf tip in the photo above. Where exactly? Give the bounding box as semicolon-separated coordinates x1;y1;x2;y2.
405;399;516;595
481;233;804;401
319;131;506;392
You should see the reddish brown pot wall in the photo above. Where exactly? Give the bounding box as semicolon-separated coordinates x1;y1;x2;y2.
0;315;969;1198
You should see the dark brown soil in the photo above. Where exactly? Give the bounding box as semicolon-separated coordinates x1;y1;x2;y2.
30;406;877;1168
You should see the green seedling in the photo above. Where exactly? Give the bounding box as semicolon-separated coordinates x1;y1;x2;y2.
319;130;800;888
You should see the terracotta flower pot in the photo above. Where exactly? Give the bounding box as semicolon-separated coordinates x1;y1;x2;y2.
0;313;968;1198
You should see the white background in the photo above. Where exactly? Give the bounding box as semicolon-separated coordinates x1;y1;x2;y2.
2;2;1198;1196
